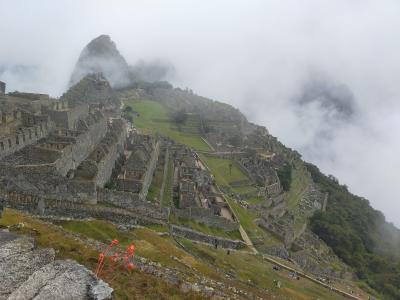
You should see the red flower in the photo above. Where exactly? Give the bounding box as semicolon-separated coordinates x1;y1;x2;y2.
126;262;135;270
127;244;135;255
111;239;119;246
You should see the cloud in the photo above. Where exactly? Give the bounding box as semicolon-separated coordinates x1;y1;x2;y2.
0;0;399;226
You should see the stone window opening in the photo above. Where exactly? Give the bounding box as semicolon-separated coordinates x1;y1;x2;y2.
0;142;4;151
28;129;32;139
8;139;11;148
16;136;19;145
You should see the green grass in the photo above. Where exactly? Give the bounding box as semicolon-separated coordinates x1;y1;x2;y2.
231;185;258;195
169;215;243;240
0;209;205;299
226;197;281;246
199;154;248;186
1;208;369;299
56;219;132;246
162;155;174;207
285;161;313;234
147;160;164;202
124;99;211;151
245;196;265;205
180;239;349;300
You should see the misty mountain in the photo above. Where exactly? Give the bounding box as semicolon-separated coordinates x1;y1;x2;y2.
70;35;131;88
70;35;174;89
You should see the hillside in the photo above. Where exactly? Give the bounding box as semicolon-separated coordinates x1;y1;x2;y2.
1;34;399;299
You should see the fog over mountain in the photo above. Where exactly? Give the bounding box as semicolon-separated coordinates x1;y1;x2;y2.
0;0;399;226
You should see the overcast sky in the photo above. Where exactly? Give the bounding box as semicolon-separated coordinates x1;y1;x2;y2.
1;0;399;226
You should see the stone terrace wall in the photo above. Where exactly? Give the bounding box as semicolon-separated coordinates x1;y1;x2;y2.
171;225;245;249
92;121;127;187
46;103;89;130
97;188;167;220
0;119;54;159
0;170;97;204
2;191;166;225
53;117;107;176
172;207;239;232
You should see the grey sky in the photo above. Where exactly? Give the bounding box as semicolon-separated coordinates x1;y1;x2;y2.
1;0;399;226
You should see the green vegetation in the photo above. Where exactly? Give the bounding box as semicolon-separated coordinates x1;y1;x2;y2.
1;208;366;299
0;209;203;299
199;154;247;187
169;214;242;240
147;160;164;202
123;99;211;151
306;162;400;300
199;154;257;195
180;239;348;300
226;197;281;246
162;156;174;207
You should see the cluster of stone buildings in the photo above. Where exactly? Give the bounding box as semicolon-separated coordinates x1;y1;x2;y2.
234;152;282;197
0;76;159;215
171;145;238;230
115;131;158;199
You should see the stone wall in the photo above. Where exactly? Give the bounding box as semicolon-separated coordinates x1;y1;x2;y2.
97;188;167;220
0;169;97;204
90;120;127;187
0;119;54;159
171;225;245;249
45;103;89;130
172;207;240;232
2;191;165;225
53;117;107;176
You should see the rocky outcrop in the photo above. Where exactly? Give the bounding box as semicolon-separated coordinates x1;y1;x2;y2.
0;231;113;300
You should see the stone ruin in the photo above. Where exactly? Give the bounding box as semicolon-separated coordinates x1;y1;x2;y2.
0;76;165;226
171;144;239;231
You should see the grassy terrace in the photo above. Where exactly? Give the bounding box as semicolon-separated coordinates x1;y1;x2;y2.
124;99;211;151
169;214;243;241
226;197;281;246
162;156;174;207
147;160;164;202
179;239;348;300
285;161;313;233
198;154;257;195
0;209;350;300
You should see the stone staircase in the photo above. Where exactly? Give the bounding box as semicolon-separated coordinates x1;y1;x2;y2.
0;230;112;300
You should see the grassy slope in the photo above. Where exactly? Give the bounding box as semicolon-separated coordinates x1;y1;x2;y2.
198;154;257;195
198;153;282;246
124;99;210;151
0;209;202;300
0;209;350;300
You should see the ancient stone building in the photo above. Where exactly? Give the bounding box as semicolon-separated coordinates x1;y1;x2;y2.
115;132;158;195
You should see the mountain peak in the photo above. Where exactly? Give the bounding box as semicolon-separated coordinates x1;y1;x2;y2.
70;34;130;88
